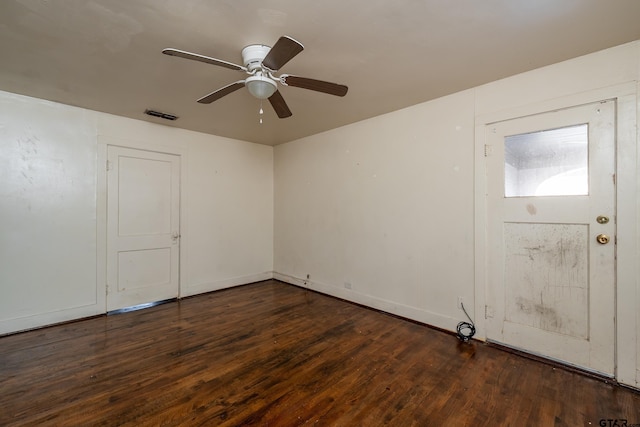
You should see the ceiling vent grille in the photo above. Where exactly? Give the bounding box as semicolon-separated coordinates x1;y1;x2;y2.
144;109;178;121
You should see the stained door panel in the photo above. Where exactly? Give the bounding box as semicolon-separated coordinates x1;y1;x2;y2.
485;100;615;375
504;222;589;339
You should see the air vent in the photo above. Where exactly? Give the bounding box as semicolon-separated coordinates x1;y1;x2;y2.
144;109;178;121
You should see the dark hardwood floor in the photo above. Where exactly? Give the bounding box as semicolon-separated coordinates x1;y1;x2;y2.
1;280;639;426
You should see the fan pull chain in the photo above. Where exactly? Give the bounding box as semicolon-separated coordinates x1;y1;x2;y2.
259;101;264;124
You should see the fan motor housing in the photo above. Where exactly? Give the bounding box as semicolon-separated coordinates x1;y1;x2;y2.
242;44;271;71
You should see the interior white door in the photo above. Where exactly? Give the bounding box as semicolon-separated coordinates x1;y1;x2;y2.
106;146;180;311
484;100;616;376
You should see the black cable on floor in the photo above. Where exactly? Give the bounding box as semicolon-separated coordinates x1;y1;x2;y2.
456;302;476;342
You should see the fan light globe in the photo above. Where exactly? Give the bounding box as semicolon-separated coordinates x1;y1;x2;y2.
246;75;277;99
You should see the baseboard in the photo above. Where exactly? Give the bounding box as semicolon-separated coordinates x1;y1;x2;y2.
1;272;275;336
273;272;462;334
0;304;104;336
182;271;274;297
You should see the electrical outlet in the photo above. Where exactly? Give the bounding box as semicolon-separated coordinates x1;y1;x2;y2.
457;296;464;310
344;281;352;290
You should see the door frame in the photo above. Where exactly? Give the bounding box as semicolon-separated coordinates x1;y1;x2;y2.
485;101;616;375
97;136;188;313
474;83;637;385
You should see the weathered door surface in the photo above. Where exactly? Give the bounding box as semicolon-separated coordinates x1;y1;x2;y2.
485;101;615;375
106;146;180;311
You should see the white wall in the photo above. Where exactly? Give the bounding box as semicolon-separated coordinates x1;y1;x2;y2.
274;90;476;330
0;90;274;334
274;41;640;387
0;94;98;329
95;113;274;297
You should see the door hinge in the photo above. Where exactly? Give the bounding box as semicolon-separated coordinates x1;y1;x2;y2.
106;160;112;171
484;144;493;157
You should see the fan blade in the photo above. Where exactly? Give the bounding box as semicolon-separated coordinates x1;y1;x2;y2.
197;81;245;104
163;48;246;72
268;90;292;118
262;36;304;71
282;75;348;97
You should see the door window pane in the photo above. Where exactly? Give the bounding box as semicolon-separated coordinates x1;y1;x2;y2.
504;124;588;197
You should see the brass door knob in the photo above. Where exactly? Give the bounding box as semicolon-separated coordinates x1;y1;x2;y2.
596;234;610;244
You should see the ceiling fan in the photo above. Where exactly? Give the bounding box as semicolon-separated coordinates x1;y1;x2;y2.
162;36;348;119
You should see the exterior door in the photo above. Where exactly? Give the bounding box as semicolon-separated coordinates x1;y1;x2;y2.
106;146;181;311
484;100;616;375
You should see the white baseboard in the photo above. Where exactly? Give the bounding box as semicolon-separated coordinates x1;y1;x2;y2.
1;272;276;335
182;271;274;297
273;272;462;334
0;304;103;336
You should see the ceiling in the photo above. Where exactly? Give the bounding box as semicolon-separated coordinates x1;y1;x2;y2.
1;1;639;146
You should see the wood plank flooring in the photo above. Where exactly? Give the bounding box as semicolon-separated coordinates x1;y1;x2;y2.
1;280;639;426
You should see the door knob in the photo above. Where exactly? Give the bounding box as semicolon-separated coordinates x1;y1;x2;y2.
171;232;181;242
596;234;610;244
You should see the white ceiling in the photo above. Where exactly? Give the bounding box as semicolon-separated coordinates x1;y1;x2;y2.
1;1;639;146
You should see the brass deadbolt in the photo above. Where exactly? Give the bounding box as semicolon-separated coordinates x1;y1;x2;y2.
596;215;609;224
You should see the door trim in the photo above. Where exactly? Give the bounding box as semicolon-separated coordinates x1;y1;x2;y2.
97;136;188;313
485;101;616;375
473;82;638;385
